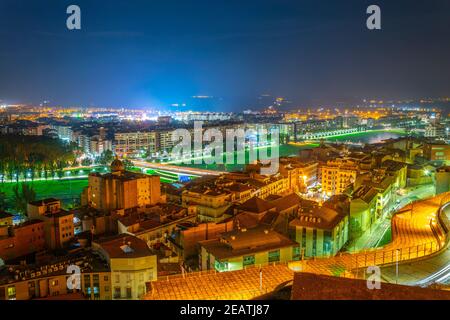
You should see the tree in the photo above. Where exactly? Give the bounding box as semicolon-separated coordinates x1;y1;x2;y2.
12;183;36;216
81;158;93;166
99;150;114;165
122;159;133;170
0;190;6;211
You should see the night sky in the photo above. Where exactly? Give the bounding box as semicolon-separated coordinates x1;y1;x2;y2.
0;0;449;110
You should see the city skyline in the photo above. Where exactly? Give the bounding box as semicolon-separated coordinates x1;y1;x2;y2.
1;0;450;305
0;0;449;110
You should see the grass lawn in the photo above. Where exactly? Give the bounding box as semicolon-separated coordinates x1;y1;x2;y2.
0;179;89;208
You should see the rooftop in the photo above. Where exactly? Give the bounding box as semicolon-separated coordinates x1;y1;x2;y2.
291;205;346;231
95;234;154;259
199;227;296;260
89;170;156;181
236;197;275;214
291;273;450;300
28;198;60;206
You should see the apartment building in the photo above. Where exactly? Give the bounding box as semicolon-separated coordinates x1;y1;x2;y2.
0;251;110;300
92;235;157;300
114;131;157;157
289;205;348;258
0;220;45;262
182;187;232;222
199;226;298;272
83;159;161;211
27;199;74;250
321;158;360;196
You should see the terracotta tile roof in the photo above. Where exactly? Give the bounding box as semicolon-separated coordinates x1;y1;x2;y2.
291;273;450;300
290;206;345;231
199;227;296;260
95;234;154;259
236;197;275;214
269;193;301;212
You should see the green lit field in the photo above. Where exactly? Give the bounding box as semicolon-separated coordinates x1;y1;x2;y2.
0;167;187;210
174;143;320;171
0;179;88;206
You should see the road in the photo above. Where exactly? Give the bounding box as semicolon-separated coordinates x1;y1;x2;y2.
289;193;446;277
380;200;450;286
347;184;436;251
132;160;223;176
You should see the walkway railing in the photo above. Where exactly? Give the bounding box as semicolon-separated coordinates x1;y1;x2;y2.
159;261;290;282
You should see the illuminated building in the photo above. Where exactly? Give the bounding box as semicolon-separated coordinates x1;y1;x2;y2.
0;250;110;300
0;219;45;261
289;203;348;258
407;164;435;186
156;130;174;153
381;160;408;189
83;159;161;212
89;137;113;156
117;203;197;245
51;125;74;142
182;187;232;222
424;124;445;138
92;234;157;300
320;158;359;196
199;226;298;272
27;199;74;250
349;185;380;238
436;166;450;195
114;131;157;157
168;220;233;260
423;141;450;163
278;158;318;192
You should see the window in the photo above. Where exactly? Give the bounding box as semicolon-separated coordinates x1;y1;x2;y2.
28;281;36;298
84;274;91;296
292;246;301;261
312;229;317;256
288;227;296;241
301;228;307;249
7;286;16;300
243;255;255;267
115;274;120;283
214;260;228;272
104;276;109;282
126;287;132;299
323;231;332;254
114;287;121;299
268;250;280;263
